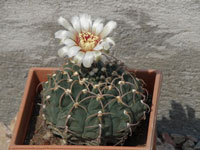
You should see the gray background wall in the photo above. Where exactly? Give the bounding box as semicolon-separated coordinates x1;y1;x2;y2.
0;0;200;137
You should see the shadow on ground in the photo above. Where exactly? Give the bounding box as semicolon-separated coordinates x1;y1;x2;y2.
157;100;200;139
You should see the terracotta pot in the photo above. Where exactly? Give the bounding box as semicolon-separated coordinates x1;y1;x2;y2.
9;67;162;150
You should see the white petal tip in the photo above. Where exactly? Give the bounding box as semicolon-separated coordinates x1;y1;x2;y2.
100;20;117;38
57;16;65;24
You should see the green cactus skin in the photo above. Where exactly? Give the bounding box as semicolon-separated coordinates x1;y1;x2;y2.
41;60;150;146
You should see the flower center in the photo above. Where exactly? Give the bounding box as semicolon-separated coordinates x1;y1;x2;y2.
78;32;99;51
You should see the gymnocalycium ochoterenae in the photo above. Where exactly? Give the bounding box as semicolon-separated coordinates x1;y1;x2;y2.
40;14;150;146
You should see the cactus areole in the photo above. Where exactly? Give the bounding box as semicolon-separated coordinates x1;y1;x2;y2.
40;14;150;146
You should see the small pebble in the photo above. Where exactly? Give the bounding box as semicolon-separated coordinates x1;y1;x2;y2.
194;141;200;150
162;132;176;146
0;122;12;150
185;148;195;150
187;135;198;143
42;131;53;141
157;143;175;150
171;133;186;144
60;139;66;145
157;137;162;145
182;139;195;150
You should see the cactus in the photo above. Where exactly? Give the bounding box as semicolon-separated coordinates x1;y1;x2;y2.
41;59;150;146
40;14;150;146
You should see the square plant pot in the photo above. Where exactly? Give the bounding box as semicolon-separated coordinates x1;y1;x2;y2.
9;67;162;150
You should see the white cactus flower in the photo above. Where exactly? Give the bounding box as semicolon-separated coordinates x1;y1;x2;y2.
55;14;117;68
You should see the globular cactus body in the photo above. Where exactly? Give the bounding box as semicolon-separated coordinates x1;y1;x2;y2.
41;60;149;145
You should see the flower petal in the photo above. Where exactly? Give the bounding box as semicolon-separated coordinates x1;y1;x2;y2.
102;42;110;50
58;46;69;58
62;39;76;46
58;16;74;31
93;51;102;61
101;55;108;64
71;16;81;33
95;23;103;35
68;46;81;58
55;30;67;39
94;37;115;51
83;51;94;68
92;18;104;35
103;37;115;50
105;37;115;46
55;30;75;40
94;42;103;51
73;51;85;65
80;14;92;32
100;21;117;38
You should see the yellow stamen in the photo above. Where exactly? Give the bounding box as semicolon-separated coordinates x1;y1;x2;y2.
78;32;99;51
